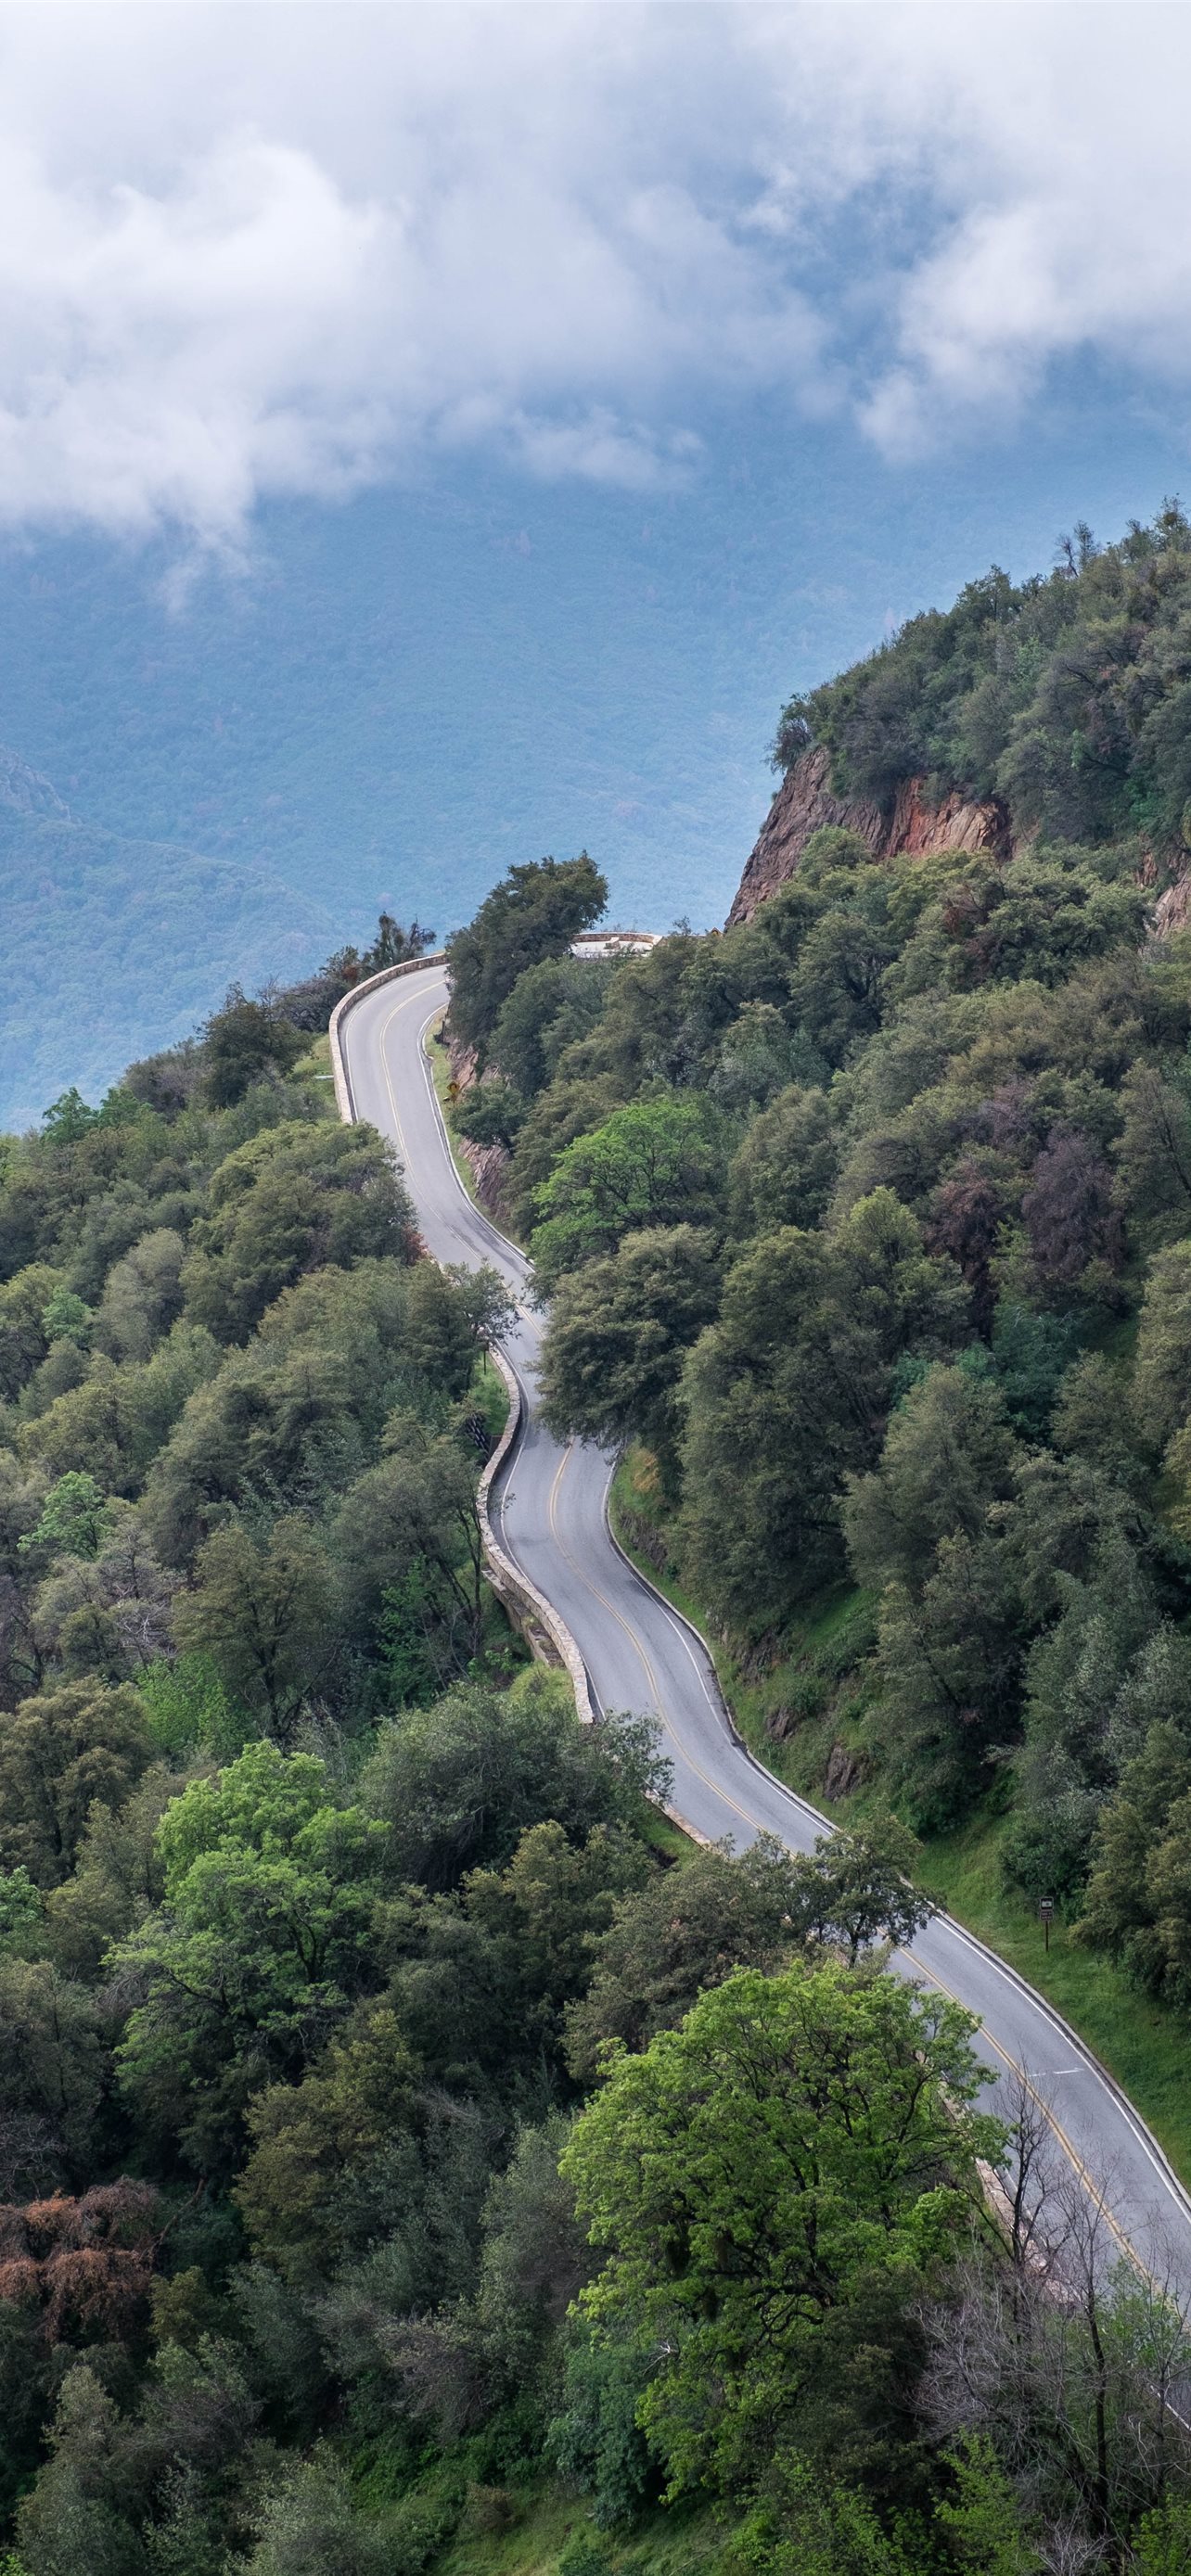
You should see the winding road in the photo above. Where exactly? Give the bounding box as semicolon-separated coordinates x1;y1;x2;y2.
339;956;1191;2290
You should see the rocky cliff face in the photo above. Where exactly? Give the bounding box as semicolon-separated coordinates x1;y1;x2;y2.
726;746;1010;925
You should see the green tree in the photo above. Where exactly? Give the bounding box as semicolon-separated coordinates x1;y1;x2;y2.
44;1766;174;1979
1075;1721;1191;2006
1131;1237;1191;1453
360;1673;666;1891
201;985;304;1106
92;1226;185;1363
788;890;898;1066
446;854;608;1063
566;1835;813;2082
567;1822;933;2084
235;1997;417;2276
240;2452;392;2576
790;1811;937;1966
0;1957;106;2177
934;2435;1042;2575
19;1472;111;1562
531;1096;726;1290
844;1364;1019;1597
453;1078;525;1149
0;1678;153;1885
1115;1061;1191;1236
173;1517;339;1749
41;1286;93;1349
681;1194;967;1636
875;1529;1026;1830
40;1090;100;1146
116;1741;388;2170
721;2454;923;2576
539;1224;722;1495
365;910;436;971
726;1083;839;1239
333;1417;488;1677
1005;1531;1159;1900
15;2366;140;2576
490;952;615;1101
1135;2497;1191;2574
181;1120;416;1344
0;1264;60;1399
18;1329;217;1501
0;1865;42;1956
563;1961;999;2496
445;1817;649;2083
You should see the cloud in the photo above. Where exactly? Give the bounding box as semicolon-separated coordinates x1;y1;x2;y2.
0;4;1185;543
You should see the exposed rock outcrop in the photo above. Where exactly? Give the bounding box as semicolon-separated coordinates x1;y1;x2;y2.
1153;869;1191;939
824;1740;864;1802
458;1135;513;1229
727;745;1009;925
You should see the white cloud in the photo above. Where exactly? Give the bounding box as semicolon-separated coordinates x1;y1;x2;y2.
0;4;1186;543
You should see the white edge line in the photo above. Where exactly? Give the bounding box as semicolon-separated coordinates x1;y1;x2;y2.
601;1473;1191;2238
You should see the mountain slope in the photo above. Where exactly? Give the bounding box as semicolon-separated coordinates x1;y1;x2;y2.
0;752;332;1127
729;501;1191;923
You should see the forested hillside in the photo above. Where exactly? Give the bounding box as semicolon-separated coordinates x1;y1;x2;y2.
775;499;1191;848
0;921;1084;2576
453;510;1191;2058
16;504;1191;2574
0;757;334;1130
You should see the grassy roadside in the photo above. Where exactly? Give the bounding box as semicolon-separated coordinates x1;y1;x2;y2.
292;1029;338;1117
473;1346;513;1447
608;1449;875;1809
438;2489;731;2575
608;1446;1191;2187
424;1008;485;1210
913;1811;1191;2181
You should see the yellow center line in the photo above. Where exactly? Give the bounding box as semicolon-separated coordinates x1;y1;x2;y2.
903;1942;1137;2264
545;1447;767;1836
377;981;441;1165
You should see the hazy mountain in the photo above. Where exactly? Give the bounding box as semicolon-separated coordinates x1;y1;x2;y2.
0;752;332;1129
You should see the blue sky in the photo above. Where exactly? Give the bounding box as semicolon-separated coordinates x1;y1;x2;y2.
0;5;1189;938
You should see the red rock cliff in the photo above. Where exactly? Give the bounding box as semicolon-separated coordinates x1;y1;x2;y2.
726;746;1010;925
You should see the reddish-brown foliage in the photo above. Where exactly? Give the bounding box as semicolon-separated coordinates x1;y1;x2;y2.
928;1157;1006;1338
0;2178;160;2343
1023;1124;1124;1288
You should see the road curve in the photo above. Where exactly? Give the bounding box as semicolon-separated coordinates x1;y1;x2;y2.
341;957;1191;2289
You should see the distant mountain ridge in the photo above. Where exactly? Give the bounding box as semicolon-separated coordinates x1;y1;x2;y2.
0;747;332;1130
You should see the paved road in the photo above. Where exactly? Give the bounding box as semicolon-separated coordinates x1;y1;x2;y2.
342;958;1191;2289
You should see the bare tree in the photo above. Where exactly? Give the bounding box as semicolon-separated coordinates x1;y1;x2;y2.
920;2120;1191;2570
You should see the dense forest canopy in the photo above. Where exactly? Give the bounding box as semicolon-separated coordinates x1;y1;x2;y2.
0;915;1050;2574
775;499;1191;851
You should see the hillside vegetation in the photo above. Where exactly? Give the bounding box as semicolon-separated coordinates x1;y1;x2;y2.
13;509;1191;2572
0;934;1083;2575
454;508;1191;2051
776;498;1191;850
0;757;338;1129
